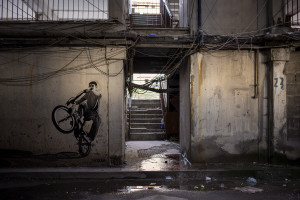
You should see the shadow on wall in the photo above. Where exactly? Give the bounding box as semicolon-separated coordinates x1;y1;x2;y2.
0;149;103;167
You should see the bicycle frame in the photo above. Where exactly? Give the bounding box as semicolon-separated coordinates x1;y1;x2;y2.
52;91;92;157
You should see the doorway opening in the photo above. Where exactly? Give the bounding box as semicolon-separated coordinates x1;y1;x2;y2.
128;73;166;141
125;72;181;170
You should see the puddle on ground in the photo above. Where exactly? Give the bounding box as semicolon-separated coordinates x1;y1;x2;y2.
117;185;169;193
115;179;267;194
139;153;187;171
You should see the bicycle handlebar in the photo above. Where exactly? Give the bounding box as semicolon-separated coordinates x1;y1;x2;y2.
66;89;88;106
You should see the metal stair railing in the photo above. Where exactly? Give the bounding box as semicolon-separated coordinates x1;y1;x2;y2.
160;0;173;28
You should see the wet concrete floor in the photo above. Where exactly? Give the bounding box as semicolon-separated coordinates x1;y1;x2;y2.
0;140;183;169
1;176;299;200
124;141;185;171
1;141;300;199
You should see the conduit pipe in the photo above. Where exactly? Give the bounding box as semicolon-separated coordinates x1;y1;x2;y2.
252;49;259;98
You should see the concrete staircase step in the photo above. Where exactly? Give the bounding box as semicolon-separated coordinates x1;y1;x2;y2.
130;132;166;141
128;99;165;141
131;100;161;109
130;109;162;114
129;114;163;119
131;123;161;129
132;99;160;104
131;105;161;109
130;128;165;133
131;118;162;123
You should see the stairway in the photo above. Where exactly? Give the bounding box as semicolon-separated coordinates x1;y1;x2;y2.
129;99;166;140
130;14;162;27
167;0;179;28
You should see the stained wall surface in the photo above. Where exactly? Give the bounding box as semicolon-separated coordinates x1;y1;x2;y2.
200;0;268;35
189;50;268;163
0;47;126;166
180;0;269;35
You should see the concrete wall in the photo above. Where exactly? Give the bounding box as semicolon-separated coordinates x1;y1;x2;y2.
0;47;126;166
270;48;289;162
179;59;191;157
109;0;127;25
189;50;268;163
178;0;187;28
269;0;285;25
267;48;300;163
200;0;268;35
179;0;269;35
282;50;300;161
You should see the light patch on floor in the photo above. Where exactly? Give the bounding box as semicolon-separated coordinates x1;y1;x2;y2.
125;141;188;171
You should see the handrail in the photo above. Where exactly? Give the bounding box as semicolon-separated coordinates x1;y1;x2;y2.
162;0;173;17
159;81;167;130
160;0;173;28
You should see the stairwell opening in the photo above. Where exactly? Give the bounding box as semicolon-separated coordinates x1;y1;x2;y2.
125;73;181;170
126;73;180;141
128;73;166;141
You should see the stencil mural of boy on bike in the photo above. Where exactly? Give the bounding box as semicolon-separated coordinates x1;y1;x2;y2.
52;81;102;157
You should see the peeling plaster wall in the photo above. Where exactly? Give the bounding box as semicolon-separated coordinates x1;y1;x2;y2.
189;50;268;163
0;47;126;166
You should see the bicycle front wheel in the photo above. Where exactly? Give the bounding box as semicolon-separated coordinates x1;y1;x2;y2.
52;105;75;134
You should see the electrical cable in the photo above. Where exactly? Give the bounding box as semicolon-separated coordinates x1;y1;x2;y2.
87;47;123;77
0;35;141;86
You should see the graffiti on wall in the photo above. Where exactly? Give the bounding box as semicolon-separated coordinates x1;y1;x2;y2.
51;81;102;157
274;77;284;89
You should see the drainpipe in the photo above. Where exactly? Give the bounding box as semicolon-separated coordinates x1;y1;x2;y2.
267;58;274;164
252;50;259;99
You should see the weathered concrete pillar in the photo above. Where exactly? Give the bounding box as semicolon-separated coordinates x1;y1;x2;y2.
108;59;125;165
270;48;290;160
179;58;191;160
190;52;204;163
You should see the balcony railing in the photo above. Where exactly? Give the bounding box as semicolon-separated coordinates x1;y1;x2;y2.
0;0;108;21
286;0;300;26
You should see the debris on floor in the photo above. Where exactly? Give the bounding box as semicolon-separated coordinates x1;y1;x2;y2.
246;177;257;186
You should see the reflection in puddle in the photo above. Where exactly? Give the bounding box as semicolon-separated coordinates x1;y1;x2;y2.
140;154;180;171
125;141;190;171
116;179;247;194
117;185;169;193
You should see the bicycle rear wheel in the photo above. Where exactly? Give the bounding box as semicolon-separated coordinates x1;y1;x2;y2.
78;135;91;157
52;105;75;134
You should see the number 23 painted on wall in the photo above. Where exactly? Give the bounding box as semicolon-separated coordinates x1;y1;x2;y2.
274;77;284;89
